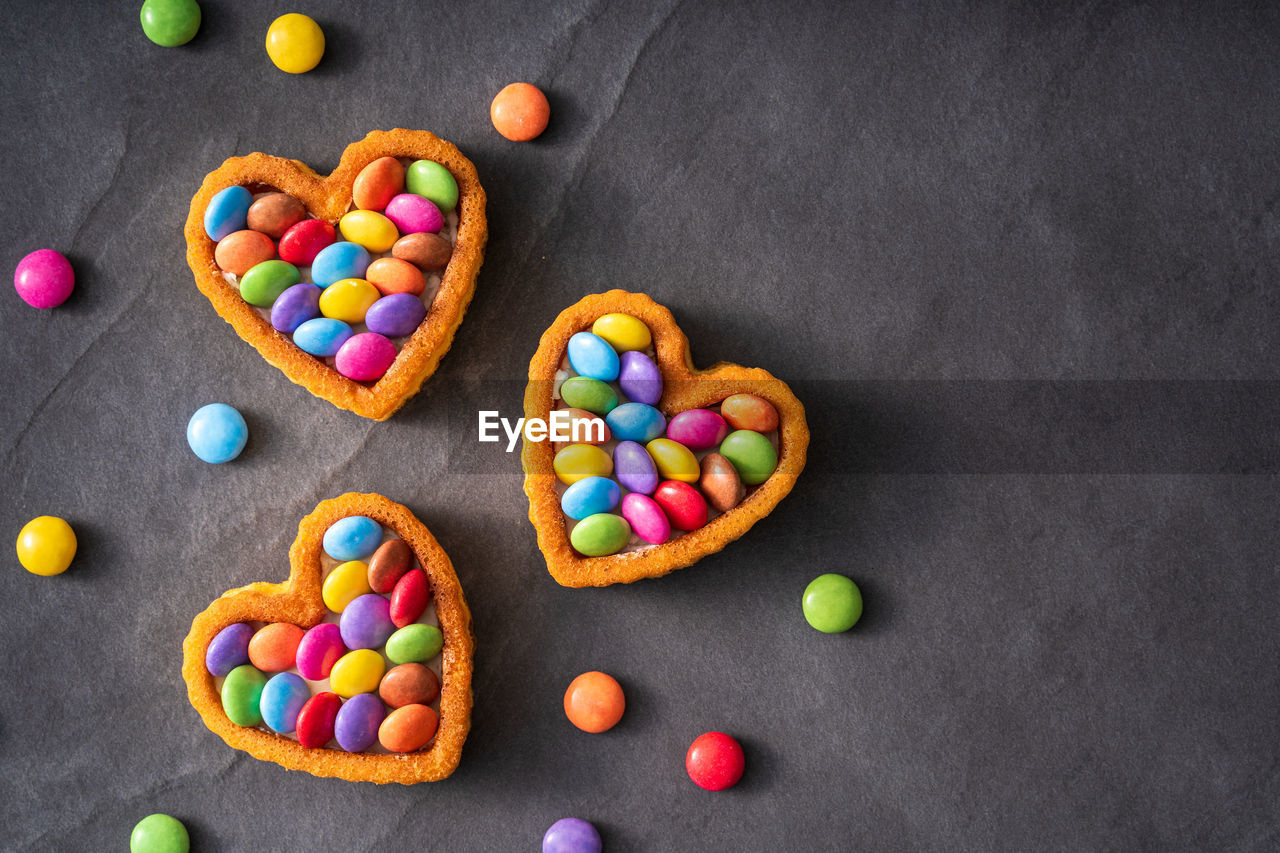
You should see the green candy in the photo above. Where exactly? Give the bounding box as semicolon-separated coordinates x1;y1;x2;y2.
569;513;631;557
239;260;300;307
718;429;778;485
802;574;863;633
131;813;190;853
560;377;618;416
406;160;459;213
221;664;267;727
140;0;201;47
386;624;444;664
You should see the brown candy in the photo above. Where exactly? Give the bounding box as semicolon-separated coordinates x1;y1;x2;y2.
392;232;453;271
367;538;412;593
214;229;276;276
246;192;306;239
379;663;441;709
352;156;405;211
699;452;745;513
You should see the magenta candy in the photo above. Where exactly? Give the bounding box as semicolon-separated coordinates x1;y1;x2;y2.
334;332;397;381
619;350;662;405
296;622;347;680
621;493;671;545
384;193;443;235
14;249;74;308
613;440;659;495
339;593;395;650
666;409;728;450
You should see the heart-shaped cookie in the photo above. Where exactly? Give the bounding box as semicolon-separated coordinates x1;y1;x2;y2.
181;493;475;783
522;291;809;587
184;129;487;420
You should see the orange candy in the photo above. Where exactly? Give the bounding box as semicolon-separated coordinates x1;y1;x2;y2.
214;230;277;276
720;393;779;433
378;703;439;753
490;82;550;142
247;622;305;673
352;156;405;211
365;257;426;296
563;671;625;733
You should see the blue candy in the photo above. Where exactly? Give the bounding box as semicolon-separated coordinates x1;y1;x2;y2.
365;293;427;338
324;516;382;561
619;350;662;405
335;692;385;752
186;403;248;464
567;332;621;382
560;476;622;520
204;186;253;242
260;672;310;734
205;623;253;677
605;402;666;443
310;241;371;287
270;283;323;333
293;318;353;356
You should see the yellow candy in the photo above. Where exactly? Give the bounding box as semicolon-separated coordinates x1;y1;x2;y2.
330;649;385;697
322;560;371;613
265;13;325;74
339;210;399;253
592;313;651;352
16;516;76;576
646;438;700;483
553;443;613;485
318;278;380;324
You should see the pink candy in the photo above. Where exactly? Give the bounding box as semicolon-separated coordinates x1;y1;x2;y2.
384;193;443;236
621;493;671;545
666;409;728;450
296;623;346;680
14;249;74;309
335;332;396;381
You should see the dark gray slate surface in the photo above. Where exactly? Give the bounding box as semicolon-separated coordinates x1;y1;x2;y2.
2;1;1279;850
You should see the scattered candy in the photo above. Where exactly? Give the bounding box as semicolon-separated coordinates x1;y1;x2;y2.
221;664;267;726
295;623;346;680
214;230;276;276
802;573;863;633
323;516;382;561
204;185;252;241
247;192;305;238
379;703;439;752
353;157;405;211
139;0;201;48
186;403;248;464
686;731;745;791
330;648;385;697
385;624;443;665
563;671;625;733
260;672;309;734
392;232;452;270
490;82;551;142
569;513;631;557
367;538;411;593
389;568;430;627
130;813;190;853
16;515;76;576
379;662;440;707
334;691;384;751
405;160;459;213
248;622;304;672
14;249;75;309
719;429;778;485
334;332;397;381
296;691;341;748
542;817;602;853
205;622;253;677
265;12;325;74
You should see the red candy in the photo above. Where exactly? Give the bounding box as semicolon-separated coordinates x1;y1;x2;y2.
686;731;745;791
278;218;337;266
390;568;430;628
653;481;708;532
296;691;341;748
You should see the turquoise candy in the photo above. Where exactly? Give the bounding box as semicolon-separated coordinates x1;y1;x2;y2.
605;402;666;443
323;516;382;560
567;332;620;381
560;377;618;416
260;672;310;734
561;476;622;520
719;429;778;485
293;318;353;356
310;241;371;287
204;186;252;241
569;513;631;557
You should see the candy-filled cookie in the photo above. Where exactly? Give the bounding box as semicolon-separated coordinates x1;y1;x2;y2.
522;291;808;587
185;129;487;420
182;493;475;783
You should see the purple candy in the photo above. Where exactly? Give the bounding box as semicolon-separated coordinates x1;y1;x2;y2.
384;193;443;235
206;622;253;677
340;594;395;650
270;282;322;333
666;408;728;450
334;692;385;752
619;351;662;405
365;293;427;338
613;440;659;495
542;818;603;853
14;248;75;309
296;623;347;680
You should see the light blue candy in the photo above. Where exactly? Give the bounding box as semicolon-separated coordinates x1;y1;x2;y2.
204;186;253;242
560;476;622;520
260;672;310;734
293;318;353;356
605;402;667;443
186;403;248;464
310;241;371;287
324;516;382;560
567;332;621;382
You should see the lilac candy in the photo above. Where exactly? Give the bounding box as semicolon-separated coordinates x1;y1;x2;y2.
365;293;427;338
666;408;729;450
206;622;254;677
384;193;443;235
613;440;659;495
340;594;395;650
542;818;603;853
335;692;385;752
270;283;322;333
619;351;662;405
296;622;347;680
621;493;671;545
